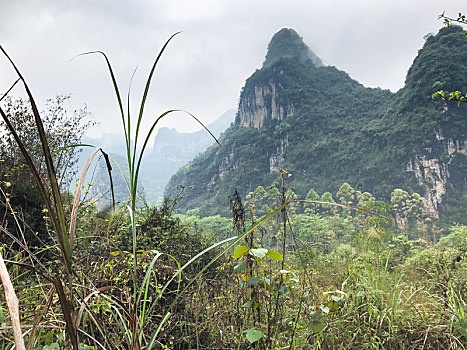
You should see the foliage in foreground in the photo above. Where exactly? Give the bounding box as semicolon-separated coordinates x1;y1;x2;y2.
169;189;466;349
1;141;467;349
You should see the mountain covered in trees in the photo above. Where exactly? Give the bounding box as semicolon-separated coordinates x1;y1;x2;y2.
165;26;467;223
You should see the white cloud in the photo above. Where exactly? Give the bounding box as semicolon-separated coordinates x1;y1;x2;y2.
0;0;465;139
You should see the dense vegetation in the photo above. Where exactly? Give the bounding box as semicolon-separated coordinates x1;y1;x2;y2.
0;23;466;350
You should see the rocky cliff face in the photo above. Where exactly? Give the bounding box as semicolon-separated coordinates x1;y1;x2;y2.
237;80;294;128
269;137;287;173
236;28;320;173
238;28;321;129
407;130;467;217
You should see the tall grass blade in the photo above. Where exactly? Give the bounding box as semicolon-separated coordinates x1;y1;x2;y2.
132;32;181;176
77;51;131;166
136;251;163;308
77;328;109;350
51;143;95;156
146;312;171;350
101;150;116;210
137;251;163;345
52;277;78;349
0;45;72;270
106;204;127;236
0;78;20;102
125;67;137;178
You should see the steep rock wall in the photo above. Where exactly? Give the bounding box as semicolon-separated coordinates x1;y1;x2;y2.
237;79;294;129
406;130;467;216
269;137;288;173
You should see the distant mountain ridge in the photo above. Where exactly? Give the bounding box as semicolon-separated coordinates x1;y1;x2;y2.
140;109;235;202
81;108;235;205
165;26;467;224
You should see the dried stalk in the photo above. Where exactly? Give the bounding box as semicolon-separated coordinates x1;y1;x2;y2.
0;250;25;350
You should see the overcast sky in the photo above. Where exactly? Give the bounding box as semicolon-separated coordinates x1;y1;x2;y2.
0;0;465;140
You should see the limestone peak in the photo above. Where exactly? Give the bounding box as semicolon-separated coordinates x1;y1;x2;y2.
263;28;323;68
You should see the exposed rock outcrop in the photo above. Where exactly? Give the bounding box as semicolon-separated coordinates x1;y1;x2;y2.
407;130;467;216
237;80;294;129
269;137;287;173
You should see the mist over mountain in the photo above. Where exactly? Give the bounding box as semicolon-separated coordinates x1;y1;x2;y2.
81;109;235;205
165;26;467;224
140;109;235;202
263;28;323;68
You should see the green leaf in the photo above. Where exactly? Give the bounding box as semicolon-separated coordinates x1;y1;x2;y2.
310;318;325;332
327;299;339;311
233;260;246;273
250;248;268;258
242;299;254;308
266;249;283;261
232;245;249;259
246;276;261;286
246;328;264;343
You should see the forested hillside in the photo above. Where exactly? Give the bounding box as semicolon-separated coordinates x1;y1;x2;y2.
166;26;467;223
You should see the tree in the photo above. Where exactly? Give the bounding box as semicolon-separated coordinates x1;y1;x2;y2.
391;189;428;237
245;185;281;217
433;12;467;104
0;95;93;189
0;95;93;248
304;188;319;214
438;11;467;29
320;191;335;215
336;183;356;206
